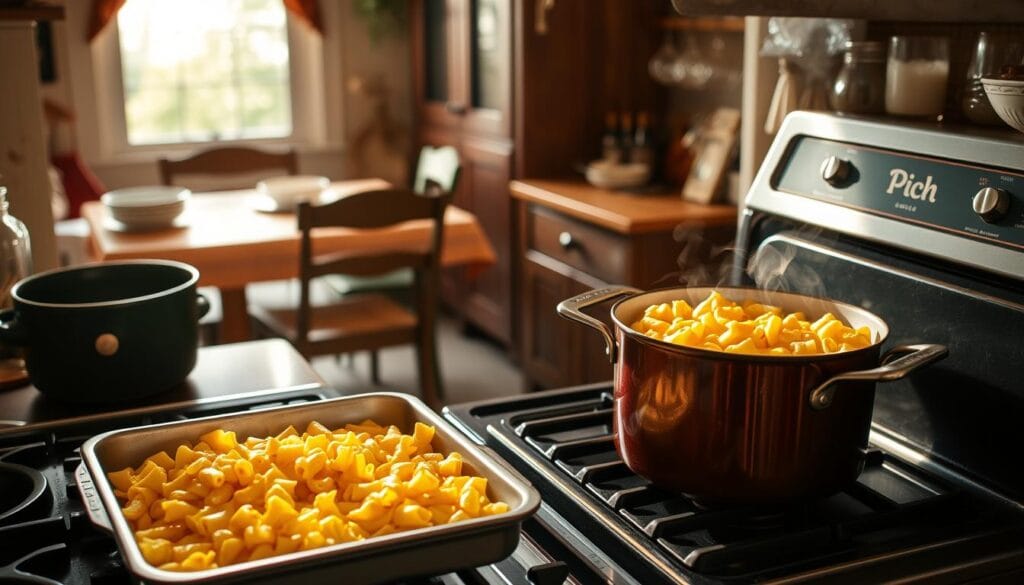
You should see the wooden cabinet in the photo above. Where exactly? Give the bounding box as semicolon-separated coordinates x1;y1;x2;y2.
412;0;514;345
513;179;738;390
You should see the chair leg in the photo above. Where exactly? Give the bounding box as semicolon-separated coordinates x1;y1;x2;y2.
416;335;443;410
369;351;381;385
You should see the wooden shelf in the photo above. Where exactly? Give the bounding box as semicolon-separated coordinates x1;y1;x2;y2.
0;2;64;21
659;16;745;34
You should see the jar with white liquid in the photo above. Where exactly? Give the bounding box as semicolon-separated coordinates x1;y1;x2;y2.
885;36;950;117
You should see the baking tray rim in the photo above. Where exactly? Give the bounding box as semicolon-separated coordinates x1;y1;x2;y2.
79;391;541;584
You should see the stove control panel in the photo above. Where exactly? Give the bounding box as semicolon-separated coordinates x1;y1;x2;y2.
773;136;1024;251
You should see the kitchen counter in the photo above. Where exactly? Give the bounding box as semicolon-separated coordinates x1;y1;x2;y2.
509;178;737;234
512;178;738;390
0;338;327;434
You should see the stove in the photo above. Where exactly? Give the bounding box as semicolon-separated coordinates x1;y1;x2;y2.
442;113;1024;584
0;340;594;585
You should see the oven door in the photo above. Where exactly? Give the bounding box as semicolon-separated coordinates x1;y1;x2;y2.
740;216;1024;503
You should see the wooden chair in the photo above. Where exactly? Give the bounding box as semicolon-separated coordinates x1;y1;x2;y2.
323;145;460;378
249;182;451;408
158;146;298;344
158;146;298;190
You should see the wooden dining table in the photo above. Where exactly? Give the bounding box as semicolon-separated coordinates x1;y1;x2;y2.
81;179;497;343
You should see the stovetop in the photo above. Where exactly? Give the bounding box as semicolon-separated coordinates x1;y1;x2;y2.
444;384;1024;585
0;386;598;585
0;388;328;585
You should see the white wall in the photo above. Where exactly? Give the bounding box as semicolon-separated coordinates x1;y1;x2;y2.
41;0;412;190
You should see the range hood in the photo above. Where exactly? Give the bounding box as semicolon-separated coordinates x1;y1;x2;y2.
671;0;1024;22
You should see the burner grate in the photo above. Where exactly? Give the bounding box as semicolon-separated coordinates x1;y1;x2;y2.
449;385;1024;583
0;392;324;585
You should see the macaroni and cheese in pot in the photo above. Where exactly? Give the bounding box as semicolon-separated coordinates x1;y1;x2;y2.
560;286;907;504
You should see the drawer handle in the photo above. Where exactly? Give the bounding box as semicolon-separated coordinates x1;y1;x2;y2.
558;231;576;250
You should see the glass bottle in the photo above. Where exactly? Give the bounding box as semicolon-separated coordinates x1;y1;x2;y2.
631;111;654;167
0;185;32;311
619;112;634;163
830;41;887;114
601;111;622;163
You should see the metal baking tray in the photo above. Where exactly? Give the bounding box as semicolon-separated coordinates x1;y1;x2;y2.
77;392;540;584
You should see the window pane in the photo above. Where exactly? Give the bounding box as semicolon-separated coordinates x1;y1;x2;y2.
471;0;502;111
124;88;181;145
239;84;291;138
183;87;240;142
117;0;292;146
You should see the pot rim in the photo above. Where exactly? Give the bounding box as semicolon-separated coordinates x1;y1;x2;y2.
11;259;200;310
610;285;891;363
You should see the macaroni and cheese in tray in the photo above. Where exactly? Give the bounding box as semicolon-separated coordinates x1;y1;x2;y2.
77;393;541;585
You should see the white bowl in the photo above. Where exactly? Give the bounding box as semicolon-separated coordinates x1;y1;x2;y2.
256;175;330;209
982;77;1024;134
101;186;189;229
585;161;651;190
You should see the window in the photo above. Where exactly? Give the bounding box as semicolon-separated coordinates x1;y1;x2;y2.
117;0;293;145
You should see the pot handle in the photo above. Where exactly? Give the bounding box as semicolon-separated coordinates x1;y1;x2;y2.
0;309;26;347
809;344;948;410
196;291;211;320
557;286;641;363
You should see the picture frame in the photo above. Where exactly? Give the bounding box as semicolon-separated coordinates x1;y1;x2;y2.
682;107;741;205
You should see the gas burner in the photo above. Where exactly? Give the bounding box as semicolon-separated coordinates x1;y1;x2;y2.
0;462;50;526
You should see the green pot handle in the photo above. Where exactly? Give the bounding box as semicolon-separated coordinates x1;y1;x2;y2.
196;292;211;320
0;309;27;346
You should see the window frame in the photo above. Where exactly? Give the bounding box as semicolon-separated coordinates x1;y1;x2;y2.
72;2;340;165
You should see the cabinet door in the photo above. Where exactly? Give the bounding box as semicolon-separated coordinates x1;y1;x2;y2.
521;257;575;390
459;137;513;344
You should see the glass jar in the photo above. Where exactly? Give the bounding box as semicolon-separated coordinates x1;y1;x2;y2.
962;32;1024;125
0;185;32;311
830;41;887;114
885;36;950;118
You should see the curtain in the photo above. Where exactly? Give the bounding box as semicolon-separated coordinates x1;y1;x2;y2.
87;0;323;42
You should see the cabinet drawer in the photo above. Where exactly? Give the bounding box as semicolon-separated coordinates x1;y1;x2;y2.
528;205;627;283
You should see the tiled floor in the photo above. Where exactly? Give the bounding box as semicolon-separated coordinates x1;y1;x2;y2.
246;280;526;407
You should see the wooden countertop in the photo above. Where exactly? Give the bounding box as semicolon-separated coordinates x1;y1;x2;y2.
509;178;737;235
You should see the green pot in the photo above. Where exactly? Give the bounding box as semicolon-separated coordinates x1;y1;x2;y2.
0;260;209;403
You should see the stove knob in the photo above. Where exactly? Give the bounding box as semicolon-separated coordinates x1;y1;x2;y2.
972;187;1010;223
820;156;851;186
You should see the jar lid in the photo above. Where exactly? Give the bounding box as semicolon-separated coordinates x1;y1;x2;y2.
844;41;886;61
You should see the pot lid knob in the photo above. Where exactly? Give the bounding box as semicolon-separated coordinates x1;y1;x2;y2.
95;333;119;357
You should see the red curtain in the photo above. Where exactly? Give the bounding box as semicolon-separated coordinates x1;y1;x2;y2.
87;0;323;42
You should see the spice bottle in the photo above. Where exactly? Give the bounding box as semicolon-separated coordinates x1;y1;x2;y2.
601;111;622;163
631;111;654;167
830;41;887;115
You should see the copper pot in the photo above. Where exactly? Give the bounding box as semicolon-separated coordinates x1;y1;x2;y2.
558;285;947;505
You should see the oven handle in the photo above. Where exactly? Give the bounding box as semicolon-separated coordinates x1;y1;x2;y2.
809;344;948;410
75;462;114;534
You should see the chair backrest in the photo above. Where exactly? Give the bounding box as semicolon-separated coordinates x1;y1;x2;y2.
158;146;298;191
294;181;451;342
412;145;460;195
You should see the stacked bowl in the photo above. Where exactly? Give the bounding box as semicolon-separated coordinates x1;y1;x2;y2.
101;187;191;231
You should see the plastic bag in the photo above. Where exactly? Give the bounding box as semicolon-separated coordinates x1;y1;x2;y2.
760;18;854;81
